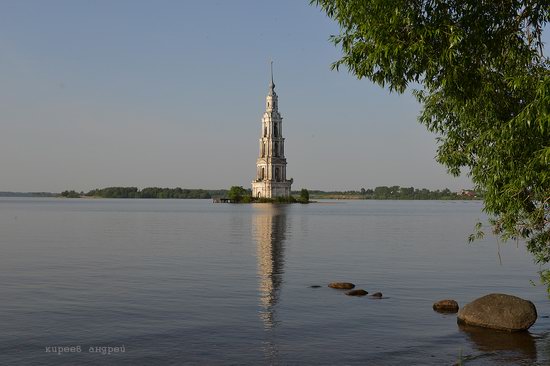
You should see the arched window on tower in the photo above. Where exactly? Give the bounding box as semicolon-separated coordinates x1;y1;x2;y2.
274;142;279;157
264;126;267;137
275;167;280;182
274;123;278;137
261;143;265;157
260;167;265;180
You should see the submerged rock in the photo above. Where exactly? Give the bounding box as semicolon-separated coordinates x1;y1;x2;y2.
346;289;368;296
310;285;321;288
457;293;537;332
370;292;383;298
433;299;459;313
328;282;355;290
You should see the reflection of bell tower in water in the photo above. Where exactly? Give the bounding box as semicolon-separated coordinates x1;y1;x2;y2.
252;62;292;198
253;205;287;329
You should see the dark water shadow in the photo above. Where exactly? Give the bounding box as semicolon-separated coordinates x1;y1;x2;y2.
458;323;537;361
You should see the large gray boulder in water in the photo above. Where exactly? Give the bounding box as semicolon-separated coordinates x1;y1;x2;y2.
457;293;537;332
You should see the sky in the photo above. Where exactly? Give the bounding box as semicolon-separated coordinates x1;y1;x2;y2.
0;0;525;192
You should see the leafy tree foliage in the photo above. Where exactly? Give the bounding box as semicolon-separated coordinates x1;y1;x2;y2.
311;1;550;269
227;186;251;203
300;188;310;203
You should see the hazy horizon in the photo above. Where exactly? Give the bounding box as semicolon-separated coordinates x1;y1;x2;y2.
0;1;518;193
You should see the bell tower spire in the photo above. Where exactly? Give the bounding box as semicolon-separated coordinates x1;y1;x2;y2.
252;62;292;199
266;61;278;111
269;60;275;92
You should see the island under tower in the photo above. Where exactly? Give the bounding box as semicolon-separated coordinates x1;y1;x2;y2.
252;63;292;198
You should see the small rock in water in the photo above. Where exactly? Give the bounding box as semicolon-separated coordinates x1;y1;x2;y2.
457;293;537;331
328;282;355;290
433;299;459;313
310;285;321;288
346;289;368;296
370;292;383;298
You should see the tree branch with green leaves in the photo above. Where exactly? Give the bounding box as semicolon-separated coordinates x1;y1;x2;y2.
311;0;550;288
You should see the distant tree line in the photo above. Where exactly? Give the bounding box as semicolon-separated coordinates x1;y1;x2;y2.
303;186;480;200
28;186;479;200
60;190;82;198
72;187;228;199
0;191;57;197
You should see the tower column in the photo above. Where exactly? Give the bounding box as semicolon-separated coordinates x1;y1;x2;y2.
252;62;292;198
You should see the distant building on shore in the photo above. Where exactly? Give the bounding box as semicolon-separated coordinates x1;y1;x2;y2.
252;63;292;198
459;189;476;198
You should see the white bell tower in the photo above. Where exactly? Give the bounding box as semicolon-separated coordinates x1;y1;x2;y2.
252;62;292;198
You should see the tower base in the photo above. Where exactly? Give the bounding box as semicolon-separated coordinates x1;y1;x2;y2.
252;180;292;198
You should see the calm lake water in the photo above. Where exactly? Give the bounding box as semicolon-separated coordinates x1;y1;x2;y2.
0;198;549;365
